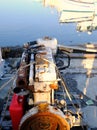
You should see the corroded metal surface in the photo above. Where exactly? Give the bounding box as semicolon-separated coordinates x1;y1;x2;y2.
19;103;70;130
3;38;97;130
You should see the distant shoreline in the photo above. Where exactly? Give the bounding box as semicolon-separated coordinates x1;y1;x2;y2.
1;46;23;58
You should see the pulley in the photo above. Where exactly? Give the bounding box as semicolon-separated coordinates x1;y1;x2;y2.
19;103;70;130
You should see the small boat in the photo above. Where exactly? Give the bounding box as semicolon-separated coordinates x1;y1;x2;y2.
76;16;97;33
59;10;94;23
44;0;96;12
59;10;97;33
43;0;97;33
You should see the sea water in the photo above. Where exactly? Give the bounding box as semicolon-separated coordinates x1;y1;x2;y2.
0;0;97;47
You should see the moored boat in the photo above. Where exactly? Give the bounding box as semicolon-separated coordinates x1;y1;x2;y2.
43;0;97;33
59;10;94;23
44;0;96;12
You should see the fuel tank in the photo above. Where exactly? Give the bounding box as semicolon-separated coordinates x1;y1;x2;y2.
9;94;25;130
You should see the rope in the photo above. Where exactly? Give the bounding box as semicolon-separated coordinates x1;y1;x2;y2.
0;61;36;92
0;77;15;91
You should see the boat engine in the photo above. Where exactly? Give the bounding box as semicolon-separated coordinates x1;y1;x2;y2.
9;37;83;130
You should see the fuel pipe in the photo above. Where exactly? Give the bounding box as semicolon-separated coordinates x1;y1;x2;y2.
56;47;71;70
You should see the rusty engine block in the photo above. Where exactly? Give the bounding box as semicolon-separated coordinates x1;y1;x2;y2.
10;37;83;130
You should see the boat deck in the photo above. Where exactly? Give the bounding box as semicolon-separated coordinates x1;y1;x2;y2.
0;47;97;129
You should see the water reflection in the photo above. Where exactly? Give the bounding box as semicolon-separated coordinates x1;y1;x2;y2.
0;0;97;46
43;0;97;34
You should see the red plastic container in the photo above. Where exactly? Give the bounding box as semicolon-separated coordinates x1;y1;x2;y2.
9;94;25;130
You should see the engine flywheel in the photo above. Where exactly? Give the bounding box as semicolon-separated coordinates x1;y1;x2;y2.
19;103;70;130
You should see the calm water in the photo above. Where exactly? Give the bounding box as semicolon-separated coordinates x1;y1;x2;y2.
0;0;97;47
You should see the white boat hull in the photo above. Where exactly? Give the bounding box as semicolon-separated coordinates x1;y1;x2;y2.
44;0;95;12
59;10;93;22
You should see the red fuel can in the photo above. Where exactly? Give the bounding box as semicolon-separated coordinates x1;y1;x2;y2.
9;94;25;130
